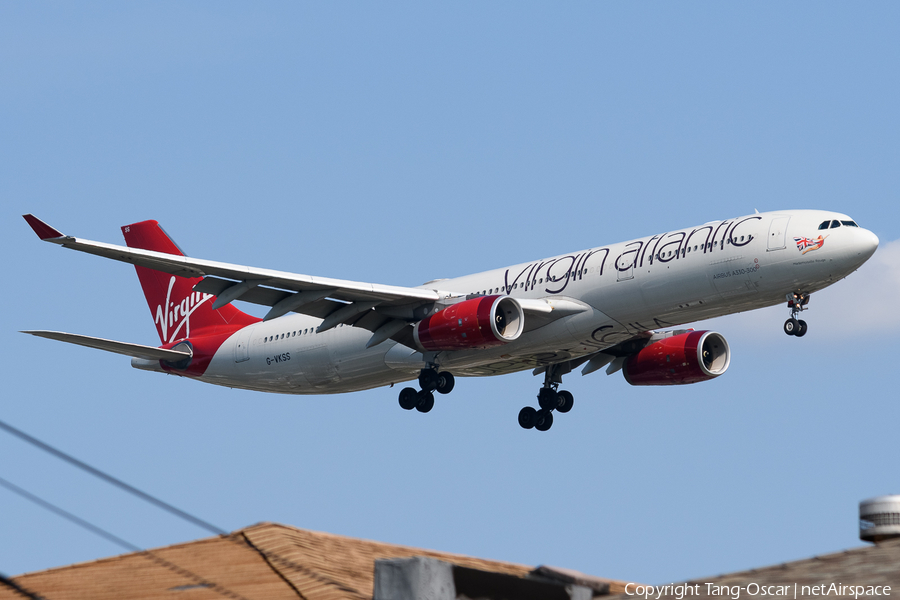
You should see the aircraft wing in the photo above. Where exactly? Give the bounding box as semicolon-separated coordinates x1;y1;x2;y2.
21;331;192;361
23;215;446;336
24;215;587;348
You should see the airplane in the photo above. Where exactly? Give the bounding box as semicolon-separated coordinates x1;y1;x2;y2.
22;210;878;431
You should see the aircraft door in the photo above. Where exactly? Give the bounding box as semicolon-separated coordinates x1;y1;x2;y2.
616;252;634;281
233;326;253;363
767;216;791;251
615;241;641;282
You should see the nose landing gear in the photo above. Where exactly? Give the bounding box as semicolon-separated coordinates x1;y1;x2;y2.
784;292;810;337
398;367;455;414
518;364;574;432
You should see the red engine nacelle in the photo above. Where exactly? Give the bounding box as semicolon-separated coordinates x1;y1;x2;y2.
414;295;524;351
623;330;730;386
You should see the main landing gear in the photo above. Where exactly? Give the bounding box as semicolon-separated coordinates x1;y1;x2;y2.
398;367;455;414
518;364;574;432
783;292;810;338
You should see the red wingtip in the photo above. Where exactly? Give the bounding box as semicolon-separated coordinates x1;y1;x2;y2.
23;214;65;240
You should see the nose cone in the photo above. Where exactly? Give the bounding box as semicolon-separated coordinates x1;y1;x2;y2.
854;229;879;263
863;229;879;256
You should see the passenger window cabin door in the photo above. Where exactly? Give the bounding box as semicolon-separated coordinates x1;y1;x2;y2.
233;326;253;363
767;216;791;251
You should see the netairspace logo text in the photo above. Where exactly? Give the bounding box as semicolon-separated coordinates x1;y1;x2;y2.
625;583;892;599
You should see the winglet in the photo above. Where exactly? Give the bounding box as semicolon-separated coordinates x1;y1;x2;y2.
22;214;65;240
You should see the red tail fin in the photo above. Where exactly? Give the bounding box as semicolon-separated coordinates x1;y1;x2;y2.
122;220;260;344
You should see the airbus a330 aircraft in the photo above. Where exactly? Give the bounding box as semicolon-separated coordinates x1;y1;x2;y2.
23;210;877;431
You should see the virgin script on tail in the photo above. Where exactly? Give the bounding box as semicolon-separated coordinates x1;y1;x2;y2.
155;276;215;344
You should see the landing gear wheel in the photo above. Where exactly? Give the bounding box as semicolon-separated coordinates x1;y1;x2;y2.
556;390;574;413
518;406;537;429
415;391;435;413
784;318;799;336
784;292;811;338
399;387;418;410
418;369;439;392
534;410;554;432
538;388;559;411
435;372;455;395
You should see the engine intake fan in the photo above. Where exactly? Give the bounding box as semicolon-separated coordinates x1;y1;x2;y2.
623;330;730;386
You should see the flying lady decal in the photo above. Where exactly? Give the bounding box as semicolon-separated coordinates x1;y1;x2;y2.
794;235;826;255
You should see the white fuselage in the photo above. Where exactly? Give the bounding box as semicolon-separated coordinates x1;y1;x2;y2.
187;210;878;394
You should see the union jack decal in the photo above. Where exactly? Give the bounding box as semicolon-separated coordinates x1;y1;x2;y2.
794;235;826;255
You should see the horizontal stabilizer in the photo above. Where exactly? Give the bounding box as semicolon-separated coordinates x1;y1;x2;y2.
21;331;191;361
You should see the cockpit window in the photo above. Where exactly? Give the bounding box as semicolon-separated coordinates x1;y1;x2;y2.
841;220;859;227
830;220;842;228
818;221;830;230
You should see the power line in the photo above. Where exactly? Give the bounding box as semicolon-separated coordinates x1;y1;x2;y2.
0;419;225;536
0;475;140;552
0;418;355;598
0;475;251;600
0;572;48;600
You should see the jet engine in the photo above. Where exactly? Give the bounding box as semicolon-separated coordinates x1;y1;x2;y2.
413;295;524;351
623;330;730;386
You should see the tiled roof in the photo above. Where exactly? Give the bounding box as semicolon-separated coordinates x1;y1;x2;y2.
239;523;535;600
608;538;900;600
1;522;630;600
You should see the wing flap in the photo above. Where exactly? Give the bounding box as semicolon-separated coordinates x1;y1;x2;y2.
21;331;192;361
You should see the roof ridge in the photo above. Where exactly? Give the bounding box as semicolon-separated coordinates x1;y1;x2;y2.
237;522;534;571
241;527;369;600
684;538;900;584
238;531;307;600
10;534;231;580
11;542;255;600
10;521;528;582
10;522;288;580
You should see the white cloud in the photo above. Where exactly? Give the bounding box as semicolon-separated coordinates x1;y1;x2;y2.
698;238;900;341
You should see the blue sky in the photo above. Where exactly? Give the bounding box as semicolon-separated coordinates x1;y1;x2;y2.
1;2;899;586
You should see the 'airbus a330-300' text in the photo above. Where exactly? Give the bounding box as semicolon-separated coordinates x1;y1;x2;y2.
22;210;877;431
